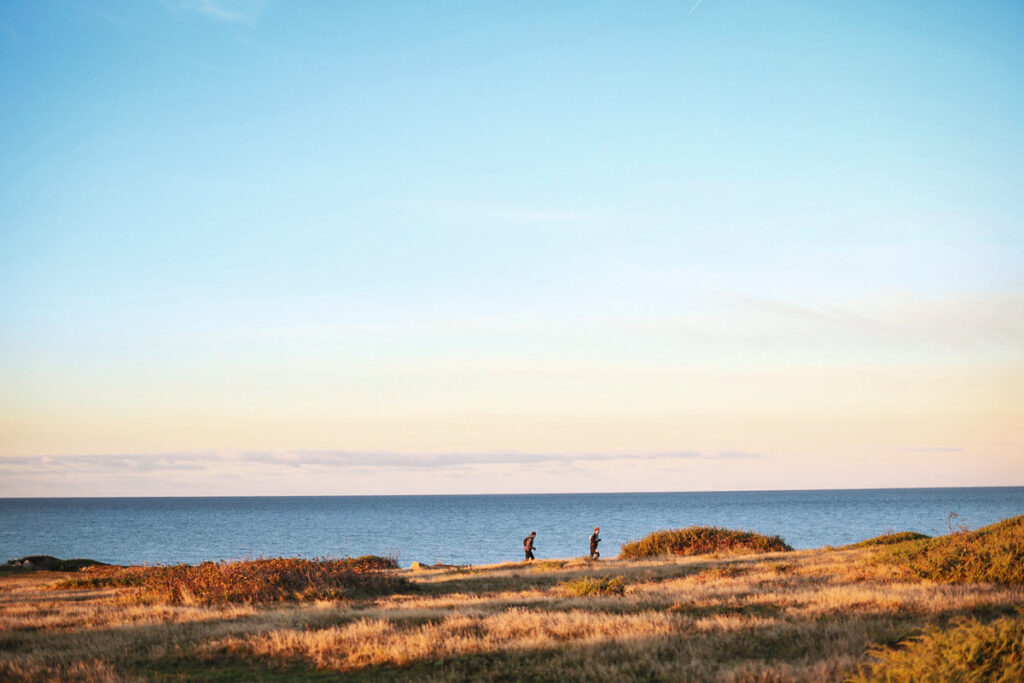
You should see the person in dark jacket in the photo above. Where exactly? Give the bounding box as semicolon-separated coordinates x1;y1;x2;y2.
523;531;537;561
589;527;601;559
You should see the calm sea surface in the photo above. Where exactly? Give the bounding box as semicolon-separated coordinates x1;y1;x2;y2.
2;488;1022;567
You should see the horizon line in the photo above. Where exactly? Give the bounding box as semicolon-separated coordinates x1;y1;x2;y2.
2;483;1021;501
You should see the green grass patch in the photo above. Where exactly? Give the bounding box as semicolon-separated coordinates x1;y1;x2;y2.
845;531;930;548
851;616;1024;682
619;527;792;559
557;575;626;596
874;515;1024;584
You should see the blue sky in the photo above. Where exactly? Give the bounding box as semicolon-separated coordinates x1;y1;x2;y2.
1;1;1022;496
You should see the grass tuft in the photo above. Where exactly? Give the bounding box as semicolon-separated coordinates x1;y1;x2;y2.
557;575;626;596
873;515;1024;584
619;526;792;559
53;556;406;605
851;616;1024;682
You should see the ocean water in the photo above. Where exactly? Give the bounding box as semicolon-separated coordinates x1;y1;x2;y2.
1;487;1022;568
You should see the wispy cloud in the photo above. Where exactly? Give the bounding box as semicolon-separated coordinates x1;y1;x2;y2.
2;450;765;475
0;22;19;45
713;451;765;460
689;0;708;16
713;290;1024;353
389;199;606;228
169;0;267;24
3;453;215;473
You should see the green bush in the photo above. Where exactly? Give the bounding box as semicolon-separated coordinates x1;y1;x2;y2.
844;531;930;548
558;575;626;596
619;527;792;559
874;515;1024;584
851;616;1024;682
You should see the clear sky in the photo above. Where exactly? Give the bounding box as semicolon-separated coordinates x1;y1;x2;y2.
2;0;1022;496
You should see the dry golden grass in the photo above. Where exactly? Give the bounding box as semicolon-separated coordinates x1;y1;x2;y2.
2;546;1022;681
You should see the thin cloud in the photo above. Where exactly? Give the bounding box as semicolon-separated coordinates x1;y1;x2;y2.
2;450;763;475
714;290;1024;352
3;453;214;473
0;22;18;44
689;0;708;15
390;199;605;228
713;451;766;460
171;0;266;24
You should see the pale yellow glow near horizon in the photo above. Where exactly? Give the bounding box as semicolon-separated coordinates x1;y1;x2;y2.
3;291;1022;494
2;359;1020;487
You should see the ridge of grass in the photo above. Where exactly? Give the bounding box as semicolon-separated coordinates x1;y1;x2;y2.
844;531;930;549
873;514;1024;584
619;526;793;559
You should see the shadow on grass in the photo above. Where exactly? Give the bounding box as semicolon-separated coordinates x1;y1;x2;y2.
405;555;777;598
176;613;938;682
7;590;1020;681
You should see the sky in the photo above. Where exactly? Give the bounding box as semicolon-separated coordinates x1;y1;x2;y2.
1;0;1022;497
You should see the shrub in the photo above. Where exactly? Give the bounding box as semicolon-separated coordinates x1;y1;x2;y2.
874;514;1024;584
558;575;626;596
851;616;1024;682
844;531;930;548
619;527;792;559
54;556;406;605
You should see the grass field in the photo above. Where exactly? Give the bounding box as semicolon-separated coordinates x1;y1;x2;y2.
2;520;1022;681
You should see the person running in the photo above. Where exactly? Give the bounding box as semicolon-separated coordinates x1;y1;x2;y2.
589;527;601;559
523;531;537;561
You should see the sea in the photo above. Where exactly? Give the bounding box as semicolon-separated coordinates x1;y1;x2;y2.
1;487;1022;568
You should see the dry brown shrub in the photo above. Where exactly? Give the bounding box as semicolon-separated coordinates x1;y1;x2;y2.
53;556;406;605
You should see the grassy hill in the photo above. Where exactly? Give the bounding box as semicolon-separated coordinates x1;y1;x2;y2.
872;514;1024;584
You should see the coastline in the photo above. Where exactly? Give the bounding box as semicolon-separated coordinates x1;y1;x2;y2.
3;517;1022;681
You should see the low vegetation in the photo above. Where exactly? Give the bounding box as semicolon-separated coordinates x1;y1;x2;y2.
558;574;626;596
1;556;109;573
53;556;405;605
873;514;1024;584
619;526;793;559
3;519;1023;680
851;615;1024;682
844;531;930;548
